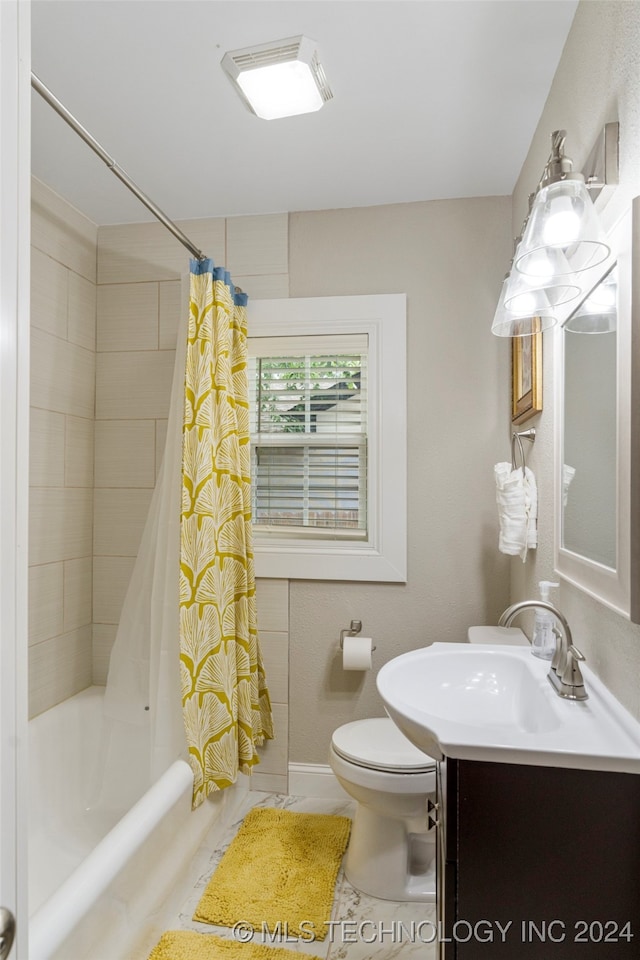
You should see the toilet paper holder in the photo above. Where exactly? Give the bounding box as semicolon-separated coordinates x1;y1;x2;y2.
339;620;376;651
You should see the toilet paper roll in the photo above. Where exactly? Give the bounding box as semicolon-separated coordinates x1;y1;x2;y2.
342;636;373;671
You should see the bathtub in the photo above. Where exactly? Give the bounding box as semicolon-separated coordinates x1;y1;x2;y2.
29;686;244;960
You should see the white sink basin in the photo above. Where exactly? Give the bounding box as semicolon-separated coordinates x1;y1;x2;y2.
398;648;560;734
376;643;640;772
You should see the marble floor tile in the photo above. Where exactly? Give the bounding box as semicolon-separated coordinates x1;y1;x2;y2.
154;791;436;960
327;881;438;960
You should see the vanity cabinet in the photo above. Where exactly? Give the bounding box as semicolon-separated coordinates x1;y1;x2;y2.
437;758;640;959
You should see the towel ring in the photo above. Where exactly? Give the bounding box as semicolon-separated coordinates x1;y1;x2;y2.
511;428;536;477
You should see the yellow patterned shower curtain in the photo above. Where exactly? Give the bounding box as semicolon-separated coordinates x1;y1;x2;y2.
180;260;273;808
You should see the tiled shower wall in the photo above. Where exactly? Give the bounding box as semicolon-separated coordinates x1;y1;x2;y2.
28;180;292;788
28;179;97;717
94;213;291;791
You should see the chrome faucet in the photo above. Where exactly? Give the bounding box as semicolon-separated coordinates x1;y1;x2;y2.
498;600;588;701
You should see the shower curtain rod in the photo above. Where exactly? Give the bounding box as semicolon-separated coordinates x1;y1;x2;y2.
31;73;206;261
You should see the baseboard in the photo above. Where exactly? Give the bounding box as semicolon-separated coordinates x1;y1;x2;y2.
288;762;351;800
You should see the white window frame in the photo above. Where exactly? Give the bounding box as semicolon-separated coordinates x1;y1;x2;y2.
248;294;407;582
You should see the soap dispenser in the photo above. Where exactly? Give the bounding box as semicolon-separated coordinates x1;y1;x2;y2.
532;581;560;660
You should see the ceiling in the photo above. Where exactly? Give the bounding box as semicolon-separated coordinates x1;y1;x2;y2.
31;0;578;226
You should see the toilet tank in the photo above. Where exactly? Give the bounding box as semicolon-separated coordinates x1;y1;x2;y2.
467;625;529;645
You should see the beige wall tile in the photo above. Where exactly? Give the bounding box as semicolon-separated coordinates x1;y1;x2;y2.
68;271;97;350
31;247;68;338
28;625;93;719
159;280;183;349
31;328;95;419
92;624;118;684
255;578;289;632
29;488;93;566
97;219;225;284
95;420;156;488
226;214;288;276
65;416;94;487
31;178;97;283
29;563;64;646
29;181;97;718
93;488;153;557
254;703;288;775
155;420;168;477
237;274;290;300
97;282;159;351
258;631;288;704
96;350;175;420
27;201;294;721
63;558;93;632
30;408;65;488
93;556;136;624
249;773;288;794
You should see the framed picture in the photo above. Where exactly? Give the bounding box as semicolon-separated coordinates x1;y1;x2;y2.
512;330;542;424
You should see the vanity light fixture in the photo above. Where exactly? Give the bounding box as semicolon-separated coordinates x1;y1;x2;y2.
491;236;579;337
515;131;610;279
221;35;333;120
491;125;619;338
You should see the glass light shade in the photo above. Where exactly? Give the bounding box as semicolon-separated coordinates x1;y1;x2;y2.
515;178;610;278
563;268;618;334
503;269;581;313
237;61;324;120
491;274;557;338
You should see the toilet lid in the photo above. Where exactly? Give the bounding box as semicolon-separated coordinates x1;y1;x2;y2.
331;718;435;773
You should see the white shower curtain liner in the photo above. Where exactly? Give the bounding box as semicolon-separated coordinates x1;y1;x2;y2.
94;286;189;810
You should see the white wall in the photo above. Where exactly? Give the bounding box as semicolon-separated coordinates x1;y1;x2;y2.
511;1;640;719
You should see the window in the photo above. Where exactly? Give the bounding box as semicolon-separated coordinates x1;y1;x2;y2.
250;335;368;538
247;295;406;582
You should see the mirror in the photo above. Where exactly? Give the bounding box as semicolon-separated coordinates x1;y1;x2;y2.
554;202;639;622
562;265;617;568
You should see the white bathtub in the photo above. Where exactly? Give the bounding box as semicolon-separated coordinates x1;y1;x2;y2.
28;687;243;960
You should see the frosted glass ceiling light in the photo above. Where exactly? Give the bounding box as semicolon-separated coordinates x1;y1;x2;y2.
222;36;333;120
515;131;610;278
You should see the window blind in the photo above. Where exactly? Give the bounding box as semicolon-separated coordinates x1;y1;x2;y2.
248;335;368;538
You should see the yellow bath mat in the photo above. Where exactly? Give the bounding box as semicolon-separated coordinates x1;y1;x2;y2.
193;806;351;941
148;931;302;960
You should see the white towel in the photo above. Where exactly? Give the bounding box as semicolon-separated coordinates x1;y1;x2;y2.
494;462;538;562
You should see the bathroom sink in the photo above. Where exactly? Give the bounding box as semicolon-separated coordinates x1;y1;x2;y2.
376;643;640;773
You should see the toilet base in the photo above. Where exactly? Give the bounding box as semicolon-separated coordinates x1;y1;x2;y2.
344;803;436;902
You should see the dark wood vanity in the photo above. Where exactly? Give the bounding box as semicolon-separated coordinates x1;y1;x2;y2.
437;758;640;959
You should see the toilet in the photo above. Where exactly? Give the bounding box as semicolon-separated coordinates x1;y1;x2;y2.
329;716;437;902
329;625;528;902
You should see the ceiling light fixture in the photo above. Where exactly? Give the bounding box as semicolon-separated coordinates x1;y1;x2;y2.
221;35;333;120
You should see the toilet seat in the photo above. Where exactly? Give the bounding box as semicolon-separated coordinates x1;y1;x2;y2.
331;718;435;773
